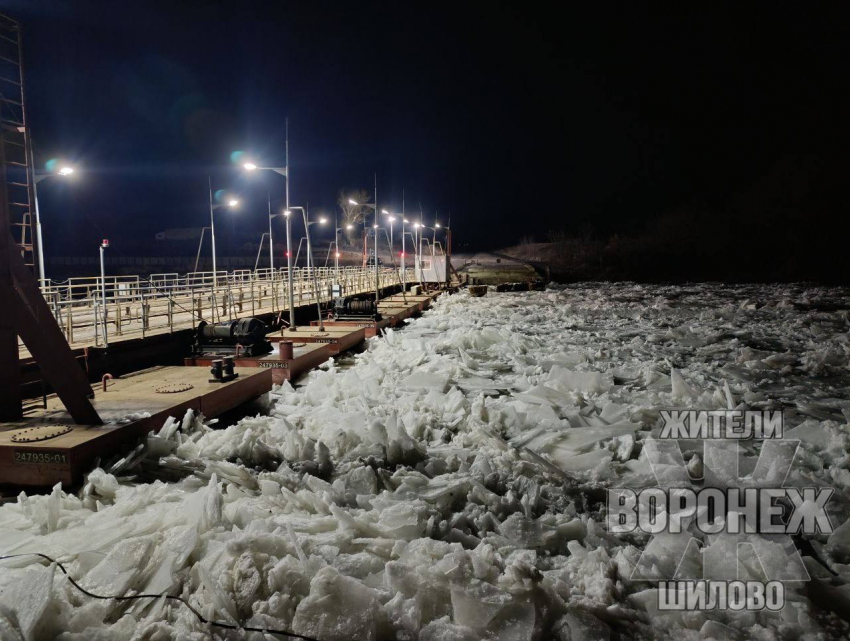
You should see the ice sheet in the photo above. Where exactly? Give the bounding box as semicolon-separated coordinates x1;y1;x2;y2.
3;283;850;640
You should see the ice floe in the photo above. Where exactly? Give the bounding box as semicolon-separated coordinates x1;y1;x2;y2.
1;282;850;640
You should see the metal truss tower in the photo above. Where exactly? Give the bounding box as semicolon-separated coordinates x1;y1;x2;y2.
0;13;100;424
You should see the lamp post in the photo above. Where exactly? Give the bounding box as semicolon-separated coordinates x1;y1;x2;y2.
349;196;379;302
242;162;288;272
208;180;239;281
382;209;407;287
288;206;326;330
401;218;409;286
30;163;75;286
304;215;327;270
413;222;422;274
99;238;109;347
208;177;239;321
414;221;445;285
333;214;354;287
417;222;439;250
380;210;397;254
243;117;292;325
243;160;293;327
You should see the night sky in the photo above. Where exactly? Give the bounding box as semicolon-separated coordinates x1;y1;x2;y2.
4;2;850;259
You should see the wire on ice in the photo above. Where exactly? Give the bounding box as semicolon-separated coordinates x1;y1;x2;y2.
0;552;376;641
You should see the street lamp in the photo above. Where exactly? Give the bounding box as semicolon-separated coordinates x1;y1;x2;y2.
288;205;325;330
292;218;327;268
417;222;441;260
330;217;354;286
208;177;239;319
411;222;425;278
242;159;295;329
242;162;288;273
339;223;354;279
381;209;409;283
31;163;76;286
99;238;109;346
380;209;399;255
350;197;380;302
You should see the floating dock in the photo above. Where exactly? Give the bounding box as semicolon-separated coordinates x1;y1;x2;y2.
381;293;436;312
310;317;392;338
309;296;429;336
268;326;367;355
185;342;332;384
0;366;273;487
1;290;443;489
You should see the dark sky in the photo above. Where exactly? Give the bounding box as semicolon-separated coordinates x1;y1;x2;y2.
4;1;850;255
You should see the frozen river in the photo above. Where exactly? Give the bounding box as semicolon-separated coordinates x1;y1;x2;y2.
2;283;850;640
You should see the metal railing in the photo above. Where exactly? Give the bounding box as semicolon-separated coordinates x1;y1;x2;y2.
23;266;414;353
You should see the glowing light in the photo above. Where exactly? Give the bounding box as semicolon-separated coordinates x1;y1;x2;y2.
403;219;409;224
381;209;389;214
45;159;75;175
243;162;257;171
345;224;353;230
373;224;378;229
318;217;328;224
284;210;291;216
400;252;405;257
435;223;441;228
348;199;358;206
228;199;239;207
414;223;421;228
389;216;396;222
335;252;341;258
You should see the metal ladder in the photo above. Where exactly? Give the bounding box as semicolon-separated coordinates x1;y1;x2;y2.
0;13;37;274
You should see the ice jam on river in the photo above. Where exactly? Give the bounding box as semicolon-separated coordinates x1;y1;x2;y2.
2;283;850;641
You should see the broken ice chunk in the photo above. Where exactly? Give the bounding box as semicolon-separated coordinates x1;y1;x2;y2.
0;564;55;641
291;566;385;641
555;609;611;641
81;536;153;597
458;376;510;392
450;580;512;628
378;501;429;539
547;447;613;473
131;525;198;615
548;365;612;394
402;371;449;392
420;616;479;641
513;384;571;406
670;369;698;399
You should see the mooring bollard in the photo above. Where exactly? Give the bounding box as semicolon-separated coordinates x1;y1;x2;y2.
280;340;294;359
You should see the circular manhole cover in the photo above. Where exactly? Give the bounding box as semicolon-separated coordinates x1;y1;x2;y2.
155;382;194;394
11;425;73;443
